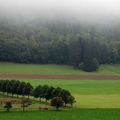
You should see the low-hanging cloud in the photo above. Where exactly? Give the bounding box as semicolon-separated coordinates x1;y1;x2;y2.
0;0;120;24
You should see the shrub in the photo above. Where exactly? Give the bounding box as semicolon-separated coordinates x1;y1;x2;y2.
4;100;12;112
20;97;31;111
51;96;64;111
82;58;99;72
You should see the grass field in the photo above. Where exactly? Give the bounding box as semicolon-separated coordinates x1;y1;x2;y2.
0;109;120;120
16;79;120;108
0;62;120;75
0;62;120;119
0;79;120;108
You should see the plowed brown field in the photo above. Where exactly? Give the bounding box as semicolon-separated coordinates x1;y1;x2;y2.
0;74;120;80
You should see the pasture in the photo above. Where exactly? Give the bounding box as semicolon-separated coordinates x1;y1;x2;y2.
0;62;120;75
11;79;120;108
0;109;120;120
0;62;120;120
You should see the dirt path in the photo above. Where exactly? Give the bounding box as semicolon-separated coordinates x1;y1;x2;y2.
0;74;120;80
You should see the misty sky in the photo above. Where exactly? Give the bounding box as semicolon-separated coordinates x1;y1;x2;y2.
0;0;120;23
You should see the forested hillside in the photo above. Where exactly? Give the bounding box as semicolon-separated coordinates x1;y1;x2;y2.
0;16;120;67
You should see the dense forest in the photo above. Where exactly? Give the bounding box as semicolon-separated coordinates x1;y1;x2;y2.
0;16;120;70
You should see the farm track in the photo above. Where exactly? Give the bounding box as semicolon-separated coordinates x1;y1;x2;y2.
0;74;120;80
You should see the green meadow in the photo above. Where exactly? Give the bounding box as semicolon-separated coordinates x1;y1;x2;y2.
0;62;120;75
0;109;120;120
13;79;120;108
0;79;120;108
0;63;120;120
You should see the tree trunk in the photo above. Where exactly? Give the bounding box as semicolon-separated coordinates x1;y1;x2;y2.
6;106;11;112
17;94;19;98
23;106;25;112
12;93;14;97
71;103;73;107
65;103;66;107
39;98;41;104
56;106;59;111
22;103;25;112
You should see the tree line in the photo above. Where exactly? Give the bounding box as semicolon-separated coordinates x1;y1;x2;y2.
0;20;120;71
0;79;75;107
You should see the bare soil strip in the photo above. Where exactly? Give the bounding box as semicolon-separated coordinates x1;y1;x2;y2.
0;74;120;80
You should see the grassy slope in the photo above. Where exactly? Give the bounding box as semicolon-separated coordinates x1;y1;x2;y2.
1;79;119;108
0;62;120;119
0;62;120;75
0;63;120;108
18;79;120;95
20;79;120;108
0;109;120;120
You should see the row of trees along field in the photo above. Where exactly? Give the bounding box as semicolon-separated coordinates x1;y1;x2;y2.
0;19;120;71
0;80;75;107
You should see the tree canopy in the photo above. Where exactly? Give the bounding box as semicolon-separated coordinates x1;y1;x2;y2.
0;19;120;71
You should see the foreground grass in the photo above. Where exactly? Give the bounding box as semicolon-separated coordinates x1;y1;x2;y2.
0;62;120;75
0;108;120;120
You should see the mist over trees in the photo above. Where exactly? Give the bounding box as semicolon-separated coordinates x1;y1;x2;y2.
0;17;120;69
0;0;120;71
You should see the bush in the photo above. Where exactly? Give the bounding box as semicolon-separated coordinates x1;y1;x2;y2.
82;58;99;72
20;97;31;111
4;100;12;112
51;96;64;111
